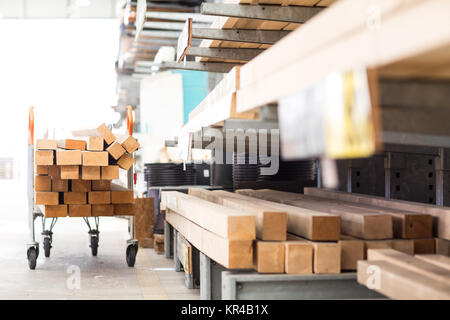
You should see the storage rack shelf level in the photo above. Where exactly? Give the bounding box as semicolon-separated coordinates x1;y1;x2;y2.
164;221;384;300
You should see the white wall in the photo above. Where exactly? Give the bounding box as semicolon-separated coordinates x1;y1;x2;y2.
0;19;118;212
140;71;184;163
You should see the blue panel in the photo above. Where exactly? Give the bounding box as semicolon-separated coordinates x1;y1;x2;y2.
172;70;209;124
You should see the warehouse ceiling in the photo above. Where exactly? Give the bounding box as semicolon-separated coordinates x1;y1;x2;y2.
0;0;122;19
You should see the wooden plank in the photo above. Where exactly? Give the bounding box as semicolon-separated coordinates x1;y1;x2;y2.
391;239;415;255
91;204;114;216
48;165;60;178
284;240;313;274
38;205;67;218
36;139;57;150
111;183;134;204
35;150;54;165
238;189;391;240
57;139;86;151
56;150;81;165
52;177;68;192
134;198;155;245
64;192;87;205
285;199;392;240
287;233;340;274
72;123;116;145
71;179;91;192
413;238;436;254
177;18;193;62
92;180;111;191
101;166;119;180
232;190;340;241
304;188;436;239
87;137;104;151
116;135;140;154
166;210;253;269
254;241;285;273
357;259;450;300
188;188;287;240
106;142;126;160
68;204;91;217
117;153;135;170
415;254;450;271
81;166;100;180
367;248;450;285
82;151;108;166
88;192;111;205
339;235;364;271
162;191;255;240
114;203;135;216
35;176;52;192
435;238;450;256
60;165;79;180
35;192;59;205
35;165;49;175
223;198;287;240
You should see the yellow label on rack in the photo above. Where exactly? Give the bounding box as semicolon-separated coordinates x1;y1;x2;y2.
183;245;191;274
324;69;377;158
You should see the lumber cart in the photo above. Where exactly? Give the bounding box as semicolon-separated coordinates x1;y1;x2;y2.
26;106;138;270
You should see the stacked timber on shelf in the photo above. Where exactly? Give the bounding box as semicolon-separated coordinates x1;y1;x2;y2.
235;0;450;114
238;189;438;267
34;123;139;218
358;249;450;300
198;0;335;63
161;191;256;269
304;187;450;256
167;187;342;274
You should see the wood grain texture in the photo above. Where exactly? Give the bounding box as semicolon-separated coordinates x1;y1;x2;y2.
162;191;255;240
188;188;286;240
357;259;450;300
367;248;450;285
304;188;435;239
235;190;340;241
254;241;285;273
166;210;253;269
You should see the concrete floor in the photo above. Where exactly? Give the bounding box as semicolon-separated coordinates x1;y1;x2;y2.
0;199;200;300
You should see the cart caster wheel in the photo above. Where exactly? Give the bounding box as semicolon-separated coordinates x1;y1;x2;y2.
126;244;137;267
90;237;99;256
27;247;37;270
43;238;51;258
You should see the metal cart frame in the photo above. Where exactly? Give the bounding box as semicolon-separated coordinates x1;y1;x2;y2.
26;106;138;270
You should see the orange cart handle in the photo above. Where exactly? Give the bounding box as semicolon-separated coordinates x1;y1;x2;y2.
126;105;133;136
28;107;34;146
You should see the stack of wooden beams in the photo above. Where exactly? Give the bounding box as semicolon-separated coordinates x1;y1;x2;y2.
304;188;450;257
357;249;450;299
237;188;443;270
34;123;139;218
163;187;448;276
199;0;336;63
161;191;256;269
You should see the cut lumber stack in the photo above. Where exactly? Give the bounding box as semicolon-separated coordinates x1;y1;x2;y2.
162;191;255;269
357;248;450;299
304;188;442;255
233;188;436;271
34;123;139;218
183;187;341;274
165;187;441;275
